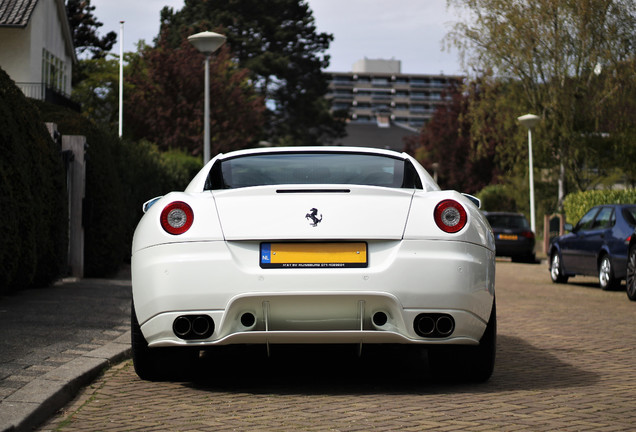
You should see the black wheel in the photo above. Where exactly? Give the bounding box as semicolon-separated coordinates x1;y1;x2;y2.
550;251;569;283
131;302;198;381
626;247;636;301
429;300;496;383
598;255;619;291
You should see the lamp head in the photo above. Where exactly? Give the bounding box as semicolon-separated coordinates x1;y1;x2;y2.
188;31;227;54
517;113;540;129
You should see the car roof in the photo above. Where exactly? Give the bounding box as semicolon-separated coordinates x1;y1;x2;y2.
591;204;636;208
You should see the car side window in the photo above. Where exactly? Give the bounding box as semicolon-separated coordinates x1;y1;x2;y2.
574;208;600;232
623;207;636;226
593;207;614;229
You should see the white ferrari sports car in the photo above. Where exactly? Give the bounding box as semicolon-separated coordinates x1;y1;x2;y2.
131;146;496;381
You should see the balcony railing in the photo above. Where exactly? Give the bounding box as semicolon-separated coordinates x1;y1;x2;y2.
17;82;46;99
16;82;80;112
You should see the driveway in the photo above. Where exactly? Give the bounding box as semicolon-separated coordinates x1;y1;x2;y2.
39;261;636;431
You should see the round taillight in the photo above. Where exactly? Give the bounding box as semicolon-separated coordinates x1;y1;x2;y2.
160;201;194;235
434;200;467;233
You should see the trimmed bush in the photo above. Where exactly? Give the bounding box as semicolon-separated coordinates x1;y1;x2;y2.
34;102;203;277
563;189;636;224
35;101;130;277
0;68;67;293
477;184;518;212
1;68;205;287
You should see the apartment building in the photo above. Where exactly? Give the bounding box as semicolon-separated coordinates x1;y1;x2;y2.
326;58;462;133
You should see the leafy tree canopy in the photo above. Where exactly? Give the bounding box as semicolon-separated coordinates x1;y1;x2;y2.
66;0;116;59
447;0;636;204
408;83;499;195
123;37;266;156
158;0;345;146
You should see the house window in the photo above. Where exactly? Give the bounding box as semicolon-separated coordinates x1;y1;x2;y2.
42;49;67;94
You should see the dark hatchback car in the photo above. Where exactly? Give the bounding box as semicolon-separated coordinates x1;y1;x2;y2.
549;204;636;290
627;228;636;301
484;212;535;263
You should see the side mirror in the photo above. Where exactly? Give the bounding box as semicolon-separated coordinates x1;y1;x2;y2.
462;193;481;209
142;196;163;213
564;223;573;233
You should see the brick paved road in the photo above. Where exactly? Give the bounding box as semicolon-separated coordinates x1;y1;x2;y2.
40;261;636;431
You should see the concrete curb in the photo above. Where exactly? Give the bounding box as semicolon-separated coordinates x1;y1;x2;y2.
0;332;131;432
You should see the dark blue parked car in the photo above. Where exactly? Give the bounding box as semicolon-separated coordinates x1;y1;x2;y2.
626;228;636;301
549;204;636;290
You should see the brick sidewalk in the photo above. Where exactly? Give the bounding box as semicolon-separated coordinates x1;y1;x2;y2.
0;271;132;432
40;261;636;431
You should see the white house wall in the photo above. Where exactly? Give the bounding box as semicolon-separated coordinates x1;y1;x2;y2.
0;27;32;82
0;0;73;95
31;0;73;95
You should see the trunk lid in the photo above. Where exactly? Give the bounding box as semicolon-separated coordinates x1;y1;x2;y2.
213;186;415;240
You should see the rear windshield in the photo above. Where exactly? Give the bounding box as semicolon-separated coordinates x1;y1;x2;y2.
205;152;423;190
486;214;530;229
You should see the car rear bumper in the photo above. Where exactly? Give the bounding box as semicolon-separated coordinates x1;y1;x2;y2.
494;239;535;257
132;239;495;348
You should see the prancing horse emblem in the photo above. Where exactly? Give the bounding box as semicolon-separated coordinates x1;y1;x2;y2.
305;208;323;227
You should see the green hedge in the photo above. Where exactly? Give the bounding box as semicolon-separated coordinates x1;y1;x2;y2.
2;68;203;287
476;184;518;212
563;189;636;224
35;101;131;276
0;68;67;293
35;103;202;277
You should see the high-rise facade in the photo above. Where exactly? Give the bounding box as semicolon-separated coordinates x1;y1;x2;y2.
326;59;462;131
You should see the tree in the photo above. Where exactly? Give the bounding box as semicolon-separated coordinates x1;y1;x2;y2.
124;36;265;156
158;0;345;146
447;0;636;206
66;0;117;86
70;54;121;129
66;0;116;59
408;83;499;194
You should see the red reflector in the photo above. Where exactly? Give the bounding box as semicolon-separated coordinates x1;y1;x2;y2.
434;200;467;233
160;201;194;235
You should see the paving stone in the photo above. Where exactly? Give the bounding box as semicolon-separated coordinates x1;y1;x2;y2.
36;262;636;431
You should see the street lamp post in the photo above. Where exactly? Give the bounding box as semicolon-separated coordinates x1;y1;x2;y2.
188;31;227;164
517;114;541;234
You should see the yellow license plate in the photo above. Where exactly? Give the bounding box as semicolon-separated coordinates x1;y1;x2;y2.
498;234;518;240
260;242;368;268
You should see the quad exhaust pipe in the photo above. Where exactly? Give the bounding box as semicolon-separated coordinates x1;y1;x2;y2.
173;315;214;340
173;311;454;340
413;313;455;338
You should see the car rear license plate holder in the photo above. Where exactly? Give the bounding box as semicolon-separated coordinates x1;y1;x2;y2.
259;242;368;268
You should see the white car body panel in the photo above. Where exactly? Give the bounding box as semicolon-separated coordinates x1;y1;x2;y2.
131;146;495;353
214;186;413;240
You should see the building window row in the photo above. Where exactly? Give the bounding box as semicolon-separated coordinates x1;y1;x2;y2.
331;75;454;87
350;114;427;127
332;101;438;111
329;90;447;100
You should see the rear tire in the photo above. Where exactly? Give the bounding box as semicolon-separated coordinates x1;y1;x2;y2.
550;251;569;283
626;247;636;301
429;300;496;383
131;302;198;381
599;255;619;291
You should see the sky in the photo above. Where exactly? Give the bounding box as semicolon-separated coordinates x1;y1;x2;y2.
90;0;465;75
